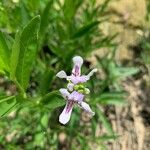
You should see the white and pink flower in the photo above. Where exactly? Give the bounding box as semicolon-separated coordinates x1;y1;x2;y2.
56;56;97;125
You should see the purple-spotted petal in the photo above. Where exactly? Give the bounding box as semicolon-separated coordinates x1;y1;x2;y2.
72;56;83;76
79;101;95;116
56;70;67;79
59;88;70;99
69;91;84;102
59;101;74;124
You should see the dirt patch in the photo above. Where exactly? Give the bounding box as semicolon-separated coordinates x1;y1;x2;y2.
108;78;150;150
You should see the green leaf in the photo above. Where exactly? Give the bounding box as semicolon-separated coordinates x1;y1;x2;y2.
10;15;41;90
40;0;54;36
99;98;127;106
112;67;139;78
99;92;127;99
41;113;49;128
63;0;83;21
72;21;99;38
34;133;45;147
39;0;54;47
10;31;21;80
99;0;111;14
0;96;17;117
99;134;119;141
94;92;128;106
40;91;65;110
0;31;10;73
39;68;55;95
93;92;127;106
20;2;30;27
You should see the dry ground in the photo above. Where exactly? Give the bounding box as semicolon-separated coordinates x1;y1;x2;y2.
95;0;150;150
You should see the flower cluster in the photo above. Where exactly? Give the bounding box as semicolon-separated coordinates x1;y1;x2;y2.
56;56;97;124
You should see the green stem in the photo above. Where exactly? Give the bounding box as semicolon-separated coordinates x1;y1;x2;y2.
14;79;27;99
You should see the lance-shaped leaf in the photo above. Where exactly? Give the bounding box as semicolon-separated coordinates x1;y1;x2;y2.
94;92;128;106
72;21;99;38
0;31;10;73
10;15;41;90
38;68;55;95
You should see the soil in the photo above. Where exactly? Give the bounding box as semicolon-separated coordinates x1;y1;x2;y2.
104;78;150;150
96;0;150;149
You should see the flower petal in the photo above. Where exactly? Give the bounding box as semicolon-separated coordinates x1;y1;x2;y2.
59;88;70;99
73;56;83;67
69;91;84;102
72;56;83;76
56;70;67;79
67;83;74;91
82;68;97;81
59;101;74;124
69;75;87;84
79;101;95;116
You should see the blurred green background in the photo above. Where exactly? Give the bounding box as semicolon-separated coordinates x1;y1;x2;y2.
0;0;149;149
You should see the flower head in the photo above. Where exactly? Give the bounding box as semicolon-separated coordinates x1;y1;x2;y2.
56;56;97;125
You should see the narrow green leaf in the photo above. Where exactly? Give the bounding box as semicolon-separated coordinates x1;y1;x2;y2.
0;96;17;117
20;1;30;27
10;15;41;90
99;134;119;141
100;98;127;106
99;92;127;99
94;92;128;106
99;0;111;13
72;21;99;38
10;31;21;80
41;91;65;110
40;0;54;35
63;0;79;21
0;31;10;72
117;67;139;77
39;68;55;95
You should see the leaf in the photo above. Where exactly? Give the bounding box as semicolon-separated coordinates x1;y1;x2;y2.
95;92;128;106
10;15;41;90
99;98;127;106
93;92;127;106
20;1;30;26
91;119;97;137
99;0;111;14
38;68;55;95
99;92;127;99
10;31;21;80
0;31;10;73
99;134;119;141
40;0;54;36
117;67;139;77
72;21;99;38
40;91;65;110
39;0;54;47
97;108;114;135
41;113;49;128
63;0;82;21
0;96;17;117
34;133;45;147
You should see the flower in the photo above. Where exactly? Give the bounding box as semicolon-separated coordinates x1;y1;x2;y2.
56;56;97;125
